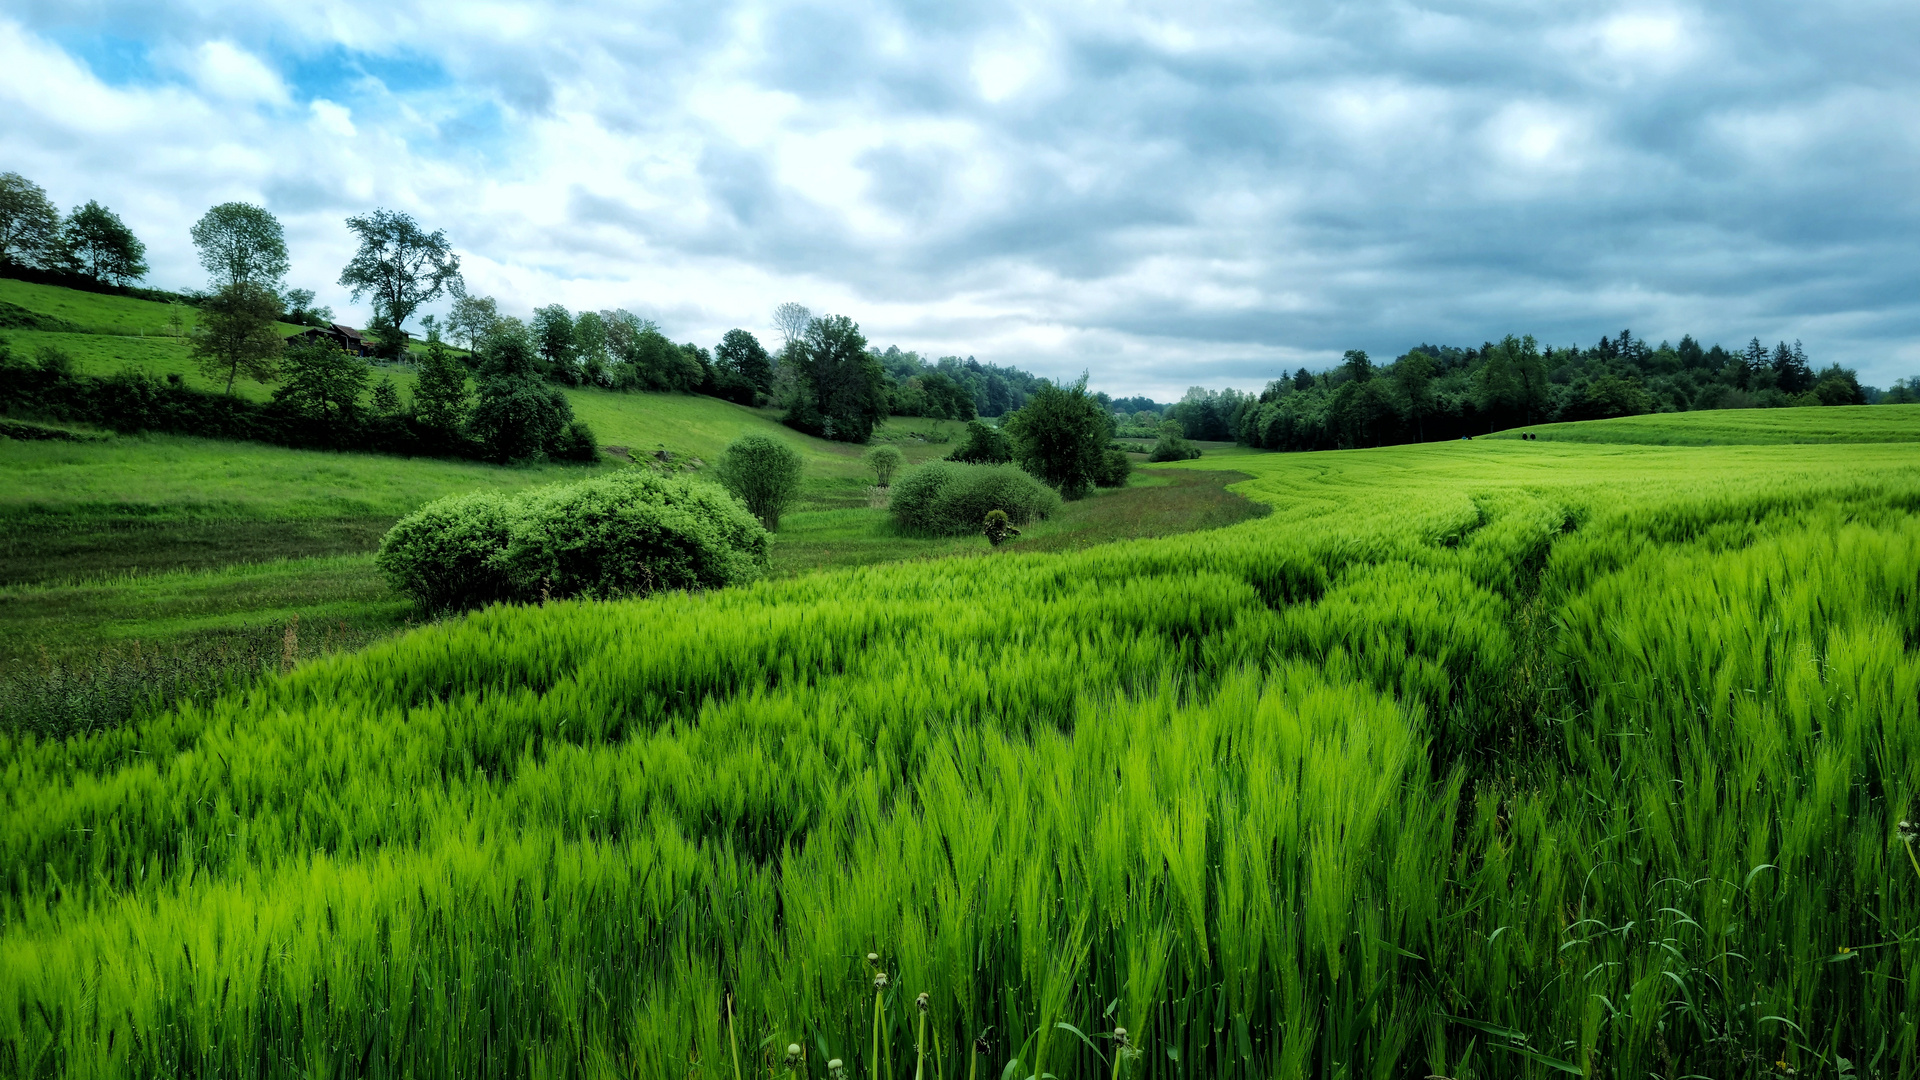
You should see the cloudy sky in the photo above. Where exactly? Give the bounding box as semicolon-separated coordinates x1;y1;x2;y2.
4;1;1916;398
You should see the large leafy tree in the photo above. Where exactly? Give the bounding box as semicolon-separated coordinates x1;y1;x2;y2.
783;314;887;442
715;328;773;394
337;209;461;336
190;203;290;293
0;172;61;268
273;338;370;422
1390;350;1436;440
190;282;284;395
62;201;148;285
447;292;499;352
1002;374;1112;499
531;305;578;383
467;318;578;462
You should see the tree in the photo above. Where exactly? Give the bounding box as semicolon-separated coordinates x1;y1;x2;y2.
1148;419;1201;462
337;208;461;336
717;434;803;530
274;338;369;422
468;318;577;462
448;293;499;352
531;305;578;383
413;323;470;440
574;311;611;386
282;288;333;327
715;329;774;394
61;201;148;285
865;444;903;488
1812;365;1866;406
784;314;887;442
190;282;283;395
1293;367;1314;392
1391;350;1436;440
772;303;813;348
0;172;61;268
948;419;1012;464
1002;374;1112;499
1342;349;1373;383
1771;340;1813;395
190;203;289;293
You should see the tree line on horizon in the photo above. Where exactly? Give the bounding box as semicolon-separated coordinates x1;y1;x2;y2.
1152;330;1913;452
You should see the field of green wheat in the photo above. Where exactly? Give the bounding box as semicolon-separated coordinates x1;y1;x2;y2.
5;425;1917;1079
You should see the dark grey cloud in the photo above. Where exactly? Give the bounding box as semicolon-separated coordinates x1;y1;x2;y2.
3;0;1918;396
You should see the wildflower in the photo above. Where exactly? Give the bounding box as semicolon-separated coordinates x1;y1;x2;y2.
828;1058;846;1078
784;1044;802;1067
916;992;929;1012
874;970;889;990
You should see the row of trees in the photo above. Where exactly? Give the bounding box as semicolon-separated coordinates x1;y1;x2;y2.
0;173;150;287
1164;330;1888;453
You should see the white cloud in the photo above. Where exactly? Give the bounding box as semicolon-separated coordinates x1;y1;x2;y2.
0;2;1916;395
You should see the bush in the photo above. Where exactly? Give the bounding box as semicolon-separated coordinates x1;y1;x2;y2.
889;461;1060;535
376;471;768;612
716;434;804;530
865;444;903;487
1148;421;1202;462
552;420;601;463
1094;447;1132;488
948;419;1012;464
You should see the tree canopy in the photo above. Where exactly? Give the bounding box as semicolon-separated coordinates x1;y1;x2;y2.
337;209;461;334
61;201;148;285
191;203;290;293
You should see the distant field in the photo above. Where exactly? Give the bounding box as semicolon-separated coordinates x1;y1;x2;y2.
1485;402;1920;444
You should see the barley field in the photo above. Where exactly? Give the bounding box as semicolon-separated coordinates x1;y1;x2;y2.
4;431;1918;1079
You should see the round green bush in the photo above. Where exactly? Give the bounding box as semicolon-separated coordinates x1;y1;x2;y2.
888;461;1060;535
377;470;769;611
716;433;804;530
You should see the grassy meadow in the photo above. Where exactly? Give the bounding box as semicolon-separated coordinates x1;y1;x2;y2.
4;410;1918;1078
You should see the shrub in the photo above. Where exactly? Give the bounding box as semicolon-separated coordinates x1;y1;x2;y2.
947;419;1011;464
889;461;1060;535
1094;447;1132;487
716;434;804;530
373;491;520;612
865;444;903;487
376;471;768;611
1148;421;1202;462
552;420;601;463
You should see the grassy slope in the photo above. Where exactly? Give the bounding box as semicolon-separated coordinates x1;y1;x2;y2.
1484;401;1920;443
4;426;1917;1078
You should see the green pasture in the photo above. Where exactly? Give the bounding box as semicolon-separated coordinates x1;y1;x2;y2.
4;411;1919;1078
1486;401;1920;444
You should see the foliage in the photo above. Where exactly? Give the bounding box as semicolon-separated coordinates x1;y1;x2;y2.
467;318;582;462
412;325;470;438
887;460;1060;534
947;418;1012;464
7;431;1919;1080
0;172;62;269
272;338;369;422
189;202;290;293
531;304;578;382
1147;418;1201;461
337;208;462;333
864;444;903;488
447;292;499;352
189;282;284;395
1094;446;1133;487
59;200;148;286
716;433;804;530
1003;375;1113;499
375;470;768;610
715;328;774;398
782;314;888;443
982;507;1018;545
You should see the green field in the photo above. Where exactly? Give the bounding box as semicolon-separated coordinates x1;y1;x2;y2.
4;410;1918;1078
1487;402;1920;444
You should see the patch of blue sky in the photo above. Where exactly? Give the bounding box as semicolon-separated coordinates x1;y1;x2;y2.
47;32;153;86
284;45;451;103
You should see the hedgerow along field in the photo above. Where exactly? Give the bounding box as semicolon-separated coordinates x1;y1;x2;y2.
6;409;1919;1079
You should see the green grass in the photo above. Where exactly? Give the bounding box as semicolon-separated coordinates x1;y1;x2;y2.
1486;402;1920;444
0;280;205;336
5;419;1919;1078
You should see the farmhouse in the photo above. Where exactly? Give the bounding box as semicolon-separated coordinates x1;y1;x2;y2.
286;322;409;356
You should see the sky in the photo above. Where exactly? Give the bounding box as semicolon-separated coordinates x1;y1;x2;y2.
3;1;1917;400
